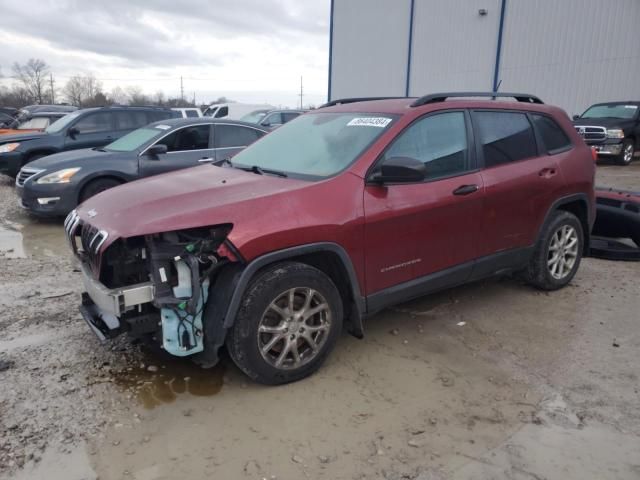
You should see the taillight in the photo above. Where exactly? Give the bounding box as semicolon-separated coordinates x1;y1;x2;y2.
591;147;598;162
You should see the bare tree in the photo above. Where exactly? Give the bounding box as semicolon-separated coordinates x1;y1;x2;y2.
63;76;85;106
62;74;104;107
154;90;165;106
126;86;150;106
12;58;50;104
109;86;128;105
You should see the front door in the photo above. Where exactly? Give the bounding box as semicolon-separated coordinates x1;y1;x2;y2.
364;110;483;297
63;111;114;151
138;124;214;177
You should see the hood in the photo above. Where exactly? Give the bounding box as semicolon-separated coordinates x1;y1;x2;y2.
76;164;309;242
0;128;40;136
0;131;47;144
573;117;635;130
27;147;114;170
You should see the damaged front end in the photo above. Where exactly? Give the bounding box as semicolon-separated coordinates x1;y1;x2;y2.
65;210;240;360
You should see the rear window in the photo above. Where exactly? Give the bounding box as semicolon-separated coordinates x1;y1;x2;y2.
473;111;537;167
214;107;229;118
531;114;571;153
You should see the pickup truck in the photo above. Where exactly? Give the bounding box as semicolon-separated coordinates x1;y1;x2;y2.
573;101;640;165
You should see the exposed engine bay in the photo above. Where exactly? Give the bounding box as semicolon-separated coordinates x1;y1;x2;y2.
73;222;235;358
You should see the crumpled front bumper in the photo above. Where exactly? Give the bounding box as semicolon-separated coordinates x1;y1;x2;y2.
78;261;156;340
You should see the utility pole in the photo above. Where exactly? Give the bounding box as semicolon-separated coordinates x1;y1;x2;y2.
49;73;55;104
299;76;303;109
192;91;196;106
180;76;184;104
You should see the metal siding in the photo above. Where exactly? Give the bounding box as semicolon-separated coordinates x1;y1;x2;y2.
408;0;502;94
330;0;412;99
499;0;640;115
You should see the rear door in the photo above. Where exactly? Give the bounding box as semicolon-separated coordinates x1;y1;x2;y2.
63;111;115;150
113;111;152;139
364;110;484;297
213;124;266;162
138;124;214;177
472;110;566;258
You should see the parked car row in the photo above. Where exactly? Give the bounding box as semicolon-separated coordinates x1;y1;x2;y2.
61;91;596;385
16;118;268;216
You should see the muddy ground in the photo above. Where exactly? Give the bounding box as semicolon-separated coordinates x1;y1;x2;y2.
1;164;639;480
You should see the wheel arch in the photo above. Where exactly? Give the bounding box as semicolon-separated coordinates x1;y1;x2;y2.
222;242;365;337
77;173;127;204
538;193;591;251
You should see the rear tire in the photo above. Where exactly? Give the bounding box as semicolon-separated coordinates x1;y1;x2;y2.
523;211;584;290
617;139;634;166
79;178;122;203
226;261;343;385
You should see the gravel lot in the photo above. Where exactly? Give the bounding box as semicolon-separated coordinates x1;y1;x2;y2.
1;164;639;480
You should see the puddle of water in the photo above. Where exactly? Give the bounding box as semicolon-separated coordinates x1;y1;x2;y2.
1;215;69;259
111;358;225;409
0;226;26;258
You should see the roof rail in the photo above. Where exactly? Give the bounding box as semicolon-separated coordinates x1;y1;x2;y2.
319;96;408;108
410;92;543;107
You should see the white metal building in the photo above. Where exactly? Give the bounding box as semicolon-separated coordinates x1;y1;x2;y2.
328;0;640;115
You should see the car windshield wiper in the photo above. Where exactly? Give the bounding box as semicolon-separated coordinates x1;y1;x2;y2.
248;165;288;178
93;147;107;152
232;163;288;178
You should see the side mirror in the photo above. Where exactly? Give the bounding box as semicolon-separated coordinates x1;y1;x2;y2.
147;144;168;158
572;114;580;120
68;127;80;139
369;156;427;184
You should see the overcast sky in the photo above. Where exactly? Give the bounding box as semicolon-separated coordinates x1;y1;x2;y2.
0;0;330;107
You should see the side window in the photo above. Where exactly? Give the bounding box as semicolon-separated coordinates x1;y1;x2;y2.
214;106;228;118
157;125;211;152
263;112;283;125
282;112;300;123
381;111;469;180
186;110;199;118
531;114;571;153
115;111;148;130
473;111;537;167
215;125;262;148
73;112;112;134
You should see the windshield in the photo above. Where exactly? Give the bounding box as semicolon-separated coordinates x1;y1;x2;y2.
105;127;164;152
18;117;50;130
582;104;638;119
240;110;269;123
230;112;396;179
45;110;82;133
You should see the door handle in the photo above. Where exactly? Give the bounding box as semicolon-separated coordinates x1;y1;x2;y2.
538;167;557;178
452;184;479;196
198;157;214;163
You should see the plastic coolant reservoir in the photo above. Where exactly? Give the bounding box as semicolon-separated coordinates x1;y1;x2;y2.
161;259;209;357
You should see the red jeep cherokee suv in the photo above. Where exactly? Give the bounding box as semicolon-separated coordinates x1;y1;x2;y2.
66;92;595;384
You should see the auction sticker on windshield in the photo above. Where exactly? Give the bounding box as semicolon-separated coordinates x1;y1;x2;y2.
347;117;392;128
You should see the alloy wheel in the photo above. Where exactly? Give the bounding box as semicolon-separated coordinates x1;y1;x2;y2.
257;287;332;370
624;144;634;164
547;225;579;280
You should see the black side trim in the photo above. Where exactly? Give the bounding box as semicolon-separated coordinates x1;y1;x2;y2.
469;246;534;281
367;262;472;315
222;242;365;330
367;246;534;316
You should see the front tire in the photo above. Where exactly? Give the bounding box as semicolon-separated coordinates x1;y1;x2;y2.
523;211;584;290
79;177;122;203
617;139;634;166
226;262;343;385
